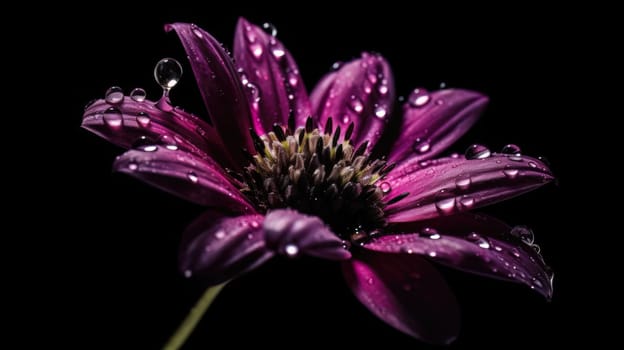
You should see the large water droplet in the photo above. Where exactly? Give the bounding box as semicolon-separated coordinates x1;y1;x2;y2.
379;182;391;193
262;22;278;37
130;88;146;102
103;107;123;128
435;196;455;214
459;196;475;209
187;171;199;183
501;144;521;154
136;112;151;128
154;58;183;90
271;43;286;59
455;174;472;190
190;24;203;38
408;88;430;108
412;138;430;153
285;244;299;257
105;86;124;104
465;144;491;159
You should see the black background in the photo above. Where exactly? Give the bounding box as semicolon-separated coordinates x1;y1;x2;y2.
37;4;598;349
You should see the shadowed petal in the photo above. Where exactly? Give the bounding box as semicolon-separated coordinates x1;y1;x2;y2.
180;209;272;286
364;213;553;299
165;23;254;168
114;147;254;212
82;98;228;162
263;209;351;260
343;251;459;344
388;89;488;164
234;18;311;134
310;53;395;149
384;154;553;222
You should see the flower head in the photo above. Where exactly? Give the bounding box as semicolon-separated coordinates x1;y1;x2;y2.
82;18;553;344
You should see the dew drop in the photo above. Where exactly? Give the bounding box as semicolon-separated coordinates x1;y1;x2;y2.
130;88;147;102
271;44;286;59
215;230;226;239
503;167;519;179
428;251;437;257
528;161;537;168
455;174;472;190
367;277;374;285
420;227;441;240
184;270;192;278
105;86;124;104
379;182;391;193
435;196;455;214
408;88;430;108
331;61;342;71
285;244;299;257
187;171;199;183
250;220;260;228
288;72;299;87
465;144;491;159
378;84;389;95
501;144;521;154
128;162;138;171
142;145;158;152
103;107;123;128
459;196;475;209
374;105;387;118
342;115;350;124
246;83;261;103
349;98;364;113
154;58;183;90
262;22;278;37
136;112;151;128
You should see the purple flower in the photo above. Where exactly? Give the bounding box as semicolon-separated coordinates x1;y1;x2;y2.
82;18;553;345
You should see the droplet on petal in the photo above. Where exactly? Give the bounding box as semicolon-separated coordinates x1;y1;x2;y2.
262;22;278;37
412;138;431;154
285;244;299;257
501;144;521;154
408;88;430;108
103;107;123;128
374;105;387;119
136;112;151;128
503;166;519;179
105;86;124;104
187;171;199;183
154;58;183;90
455;174;472;190
420;227;441;240
130;88;147;102
379;182;391;193
465;144;491;159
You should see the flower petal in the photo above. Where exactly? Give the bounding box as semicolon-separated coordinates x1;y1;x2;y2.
310;53;395;149
165;23;254;168
387;89;488;164
364;213;553;299
343;251;459;344
234;18;311;134
263;209;351;260
114;147;254;212
384;154;553;222
180;209;272;285
82;98;234;164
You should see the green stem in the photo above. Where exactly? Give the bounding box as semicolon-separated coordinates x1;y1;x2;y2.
163;283;227;350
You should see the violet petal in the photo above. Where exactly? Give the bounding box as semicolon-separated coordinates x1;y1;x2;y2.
180;209;272;286
343;251;459;344
310;53;395;149
388;89;488;164
263;209;351;260
364;213;553;299
234;18;311;133
82;97;230;164
165;23;254;168
384;154;553;222
114;147;254;212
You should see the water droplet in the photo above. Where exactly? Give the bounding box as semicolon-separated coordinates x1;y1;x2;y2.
374;105;387;118
191;24;203;38
128;162;138;171
285;244;299;257
142;145;158;152
187;171;199;183
378;84;389;95
103;107;123;128
435;195;455;214
215;230;226;239
510;226;534;244
412;138;430;153
501;144;521;154
342;115;350;124
503;167;519;179
428;251;437;257
510;248;521;258
184;270;192;278
331;61;342;71
439;82;447;89
408;88;431;108
136;112;151;128
250;220;260;228
494;245;503;252
154;58;183;90
467;233;490;249
262;22;278;37
455;175;472;190
349;97;364;113
288;72;299;87
420;227;441;239
379;182;391;193
130;88;147;102
528;161;537;168
508;155;523;162
105;86;124;104
271;44;286;59
465;144;491;159
459;196;475;209
246;83;261;103
367;277;374;285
